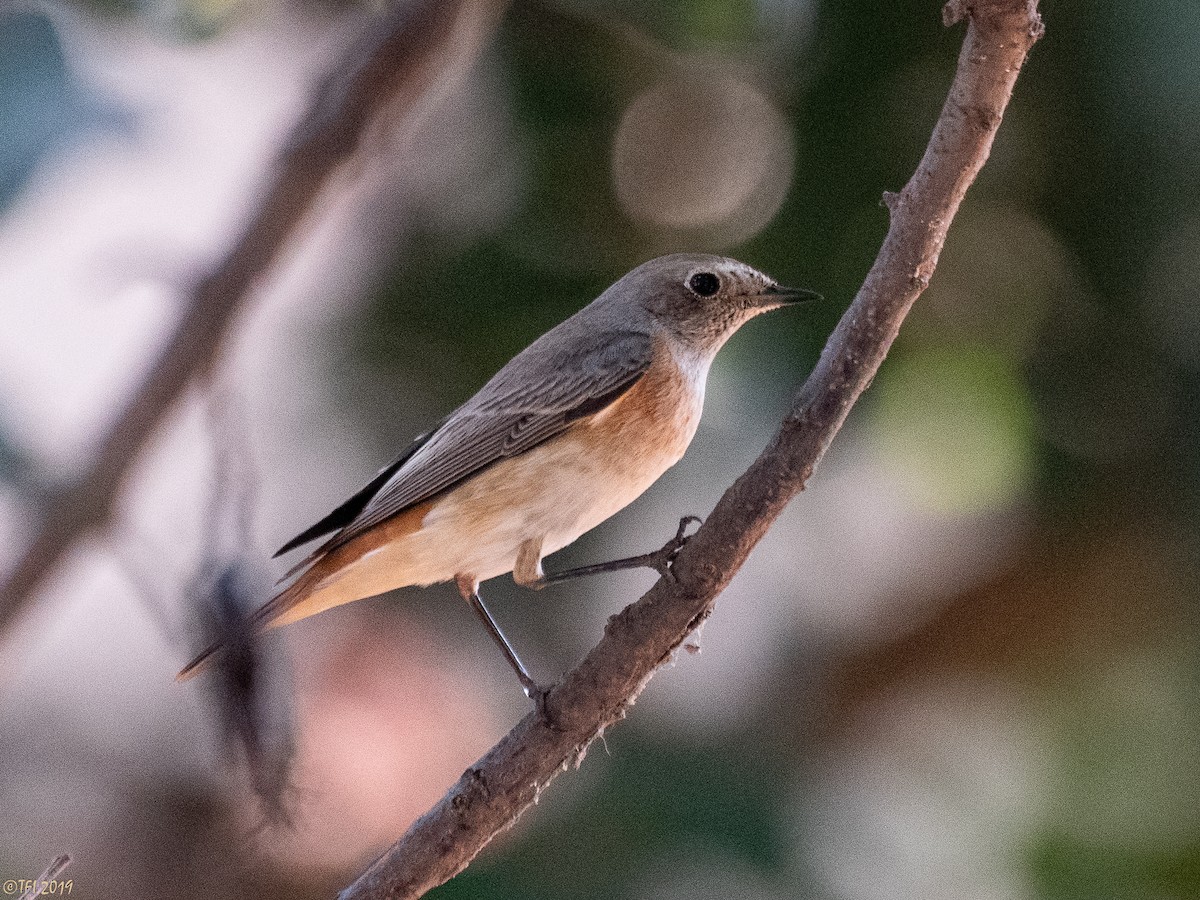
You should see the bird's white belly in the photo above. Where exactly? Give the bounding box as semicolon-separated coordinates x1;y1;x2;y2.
408;409;696;584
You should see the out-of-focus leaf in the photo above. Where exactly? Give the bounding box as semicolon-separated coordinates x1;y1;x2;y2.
0;10;131;210
868;345;1036;514
1031;827;1200;899
0;11;74;210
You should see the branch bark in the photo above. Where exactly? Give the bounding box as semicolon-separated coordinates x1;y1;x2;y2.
0;0;506;635
339;1;1044;897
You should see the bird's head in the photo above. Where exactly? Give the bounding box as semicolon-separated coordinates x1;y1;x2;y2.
613;253;819;355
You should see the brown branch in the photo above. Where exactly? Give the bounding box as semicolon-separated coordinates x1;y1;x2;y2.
339;2;1044;898
0;0;506;634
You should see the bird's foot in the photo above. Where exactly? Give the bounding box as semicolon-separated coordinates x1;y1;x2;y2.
524;680;564;731
647;515;702;582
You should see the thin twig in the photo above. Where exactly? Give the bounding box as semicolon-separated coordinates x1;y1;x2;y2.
0;0;506;635
339;2;1044;897
17;854;71;900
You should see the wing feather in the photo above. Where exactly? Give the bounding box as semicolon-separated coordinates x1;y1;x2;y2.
303;328;654;555
273;419;446;557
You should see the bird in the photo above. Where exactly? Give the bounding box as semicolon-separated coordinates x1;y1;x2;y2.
177;253;818;697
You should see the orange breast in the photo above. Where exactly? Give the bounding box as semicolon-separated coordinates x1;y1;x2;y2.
583;336;703;465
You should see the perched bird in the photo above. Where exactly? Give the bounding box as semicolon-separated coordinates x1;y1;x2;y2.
178;254;817;696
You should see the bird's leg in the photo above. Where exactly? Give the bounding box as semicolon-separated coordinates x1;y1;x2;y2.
517;516;703;589
455;574;547;705
512;538;545;588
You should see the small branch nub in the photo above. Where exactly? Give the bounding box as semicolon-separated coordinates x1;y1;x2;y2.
942;0;970;27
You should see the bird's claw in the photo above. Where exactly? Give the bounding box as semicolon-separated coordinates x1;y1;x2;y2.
650;515;703;581
674;514;703;542
524;681;563;730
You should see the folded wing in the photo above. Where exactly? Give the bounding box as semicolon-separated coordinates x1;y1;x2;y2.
278;327;654;561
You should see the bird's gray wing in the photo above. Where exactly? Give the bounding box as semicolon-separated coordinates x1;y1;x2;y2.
316;329;655;553
273;418;447;557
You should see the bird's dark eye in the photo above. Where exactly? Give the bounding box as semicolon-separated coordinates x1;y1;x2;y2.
688;272;720;297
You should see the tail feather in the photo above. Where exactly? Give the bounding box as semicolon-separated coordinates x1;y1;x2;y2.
175;643;219;681
276;544;325;585
175;499;432;682
174;559;335;681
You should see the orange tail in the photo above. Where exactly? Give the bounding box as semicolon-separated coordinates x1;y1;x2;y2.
175;501;432;682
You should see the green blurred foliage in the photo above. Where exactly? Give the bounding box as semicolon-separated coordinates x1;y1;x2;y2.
869;345;1036;513
1030;832;1200;900
1030;644;1200;900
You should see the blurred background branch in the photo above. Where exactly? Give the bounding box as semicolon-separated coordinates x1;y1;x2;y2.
339;2;1043;898
0;0;505;637
16;853;70;900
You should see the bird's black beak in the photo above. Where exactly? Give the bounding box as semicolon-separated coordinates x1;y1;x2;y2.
754;283;822;308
